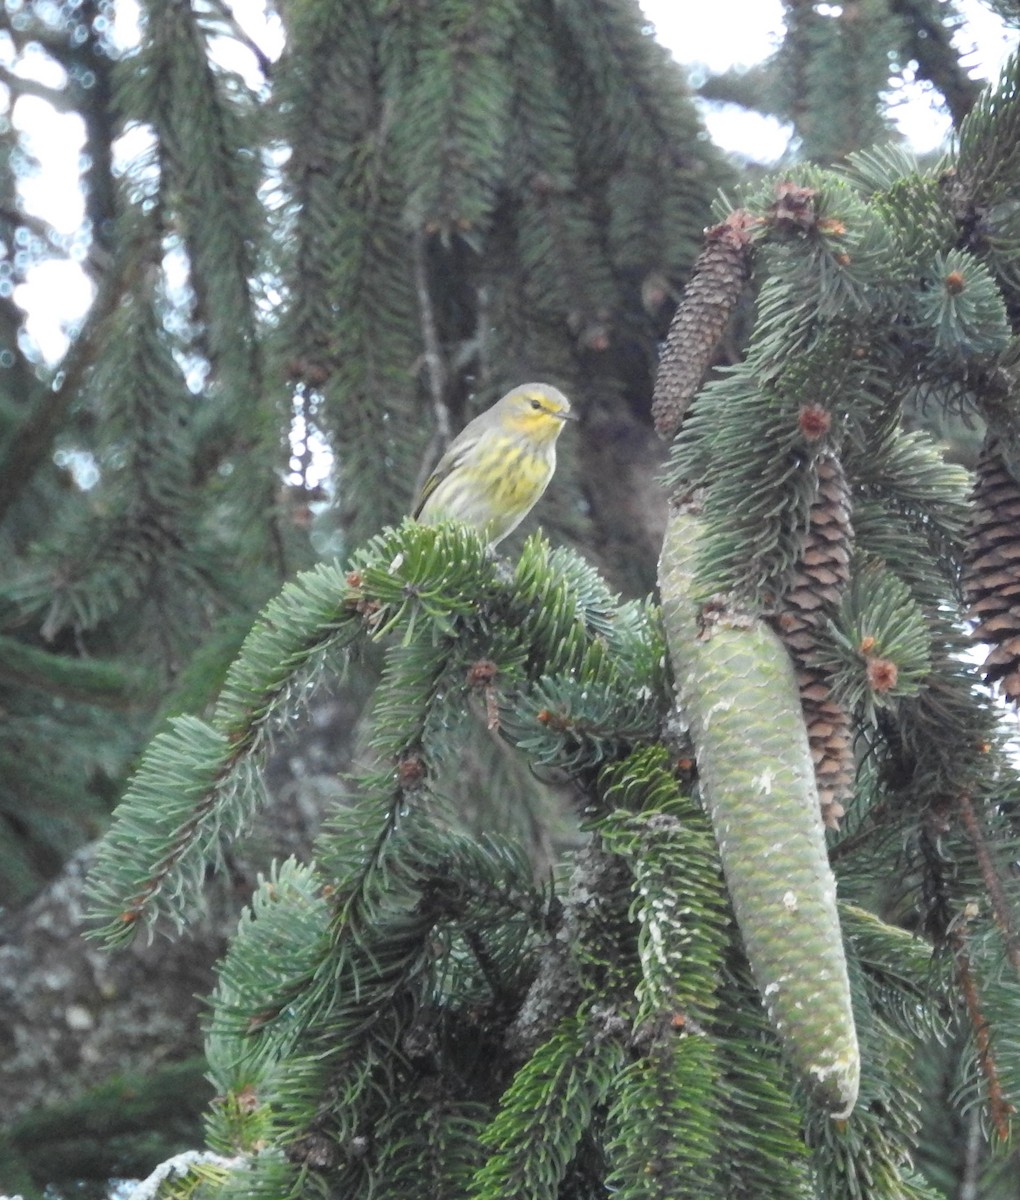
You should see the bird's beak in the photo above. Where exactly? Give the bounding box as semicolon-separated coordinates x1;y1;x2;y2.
558;410;579;421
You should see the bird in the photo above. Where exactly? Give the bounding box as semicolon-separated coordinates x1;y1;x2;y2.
413;382;576;547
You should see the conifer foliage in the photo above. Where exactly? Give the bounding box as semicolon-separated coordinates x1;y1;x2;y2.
85;45;1020;1199
0;0;280;907
8;1;1020;1198
0;0;717;907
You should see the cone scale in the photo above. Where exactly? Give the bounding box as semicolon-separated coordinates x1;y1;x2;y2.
964;436;1020;702
774;453;855;829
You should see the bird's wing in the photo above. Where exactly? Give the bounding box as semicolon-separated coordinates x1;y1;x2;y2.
411;428;483;517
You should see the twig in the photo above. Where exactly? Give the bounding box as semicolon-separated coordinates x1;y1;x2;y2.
827;801;890;863
411;228;452;497
957;791;1020;971
952;923;1015;1141
413;227;451;444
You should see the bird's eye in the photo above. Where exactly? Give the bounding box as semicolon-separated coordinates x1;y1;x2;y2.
530;399;543;411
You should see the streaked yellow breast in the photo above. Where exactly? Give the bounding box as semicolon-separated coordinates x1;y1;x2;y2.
420;432;556;546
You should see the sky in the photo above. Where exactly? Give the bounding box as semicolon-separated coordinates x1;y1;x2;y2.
4;0;1019;361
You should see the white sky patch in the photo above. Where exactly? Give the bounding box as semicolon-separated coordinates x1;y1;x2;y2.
111;0;142;48
953;0;1018;76
4;35;69;88
14;258;94;362
642;0;785;72
288;402;334;491
12;98;86;235
884;73;953;155
701;105;792;164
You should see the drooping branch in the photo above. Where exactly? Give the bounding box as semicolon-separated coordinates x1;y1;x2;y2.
0;248;142;524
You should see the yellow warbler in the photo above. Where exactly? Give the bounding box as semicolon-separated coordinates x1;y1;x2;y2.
413;383;576;546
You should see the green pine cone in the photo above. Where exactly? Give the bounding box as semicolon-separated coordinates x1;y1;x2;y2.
659;503;859;1118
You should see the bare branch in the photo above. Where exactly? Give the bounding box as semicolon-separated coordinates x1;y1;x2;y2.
411;228;453;497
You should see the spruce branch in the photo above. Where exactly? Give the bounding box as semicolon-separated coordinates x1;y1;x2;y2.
469;1012;626;1200
396;0;514;236
953;52;1020;211
553;0;702;162
849;429;971;579
915;249;1011;363
597;747;729;1023
523;167;616;346
371;1084;489;1200
206;825;549;1194
84;717;258;938
86;556;367;941
952;921;1015;1142
714;1035;814;1199
135;0;264;411
88;524;660;945
603;1032;720;1200
310;634;469;1006
205;860;331;1115
821;560;934;719
275;0;429;540
0;635;146;709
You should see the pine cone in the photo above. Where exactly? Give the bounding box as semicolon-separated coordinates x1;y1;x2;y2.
774;454;854;828
963;436;1020;702
651;210;753;442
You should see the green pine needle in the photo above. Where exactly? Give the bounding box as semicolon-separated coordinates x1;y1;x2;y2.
469;1012;625;1200
820;560;934;719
